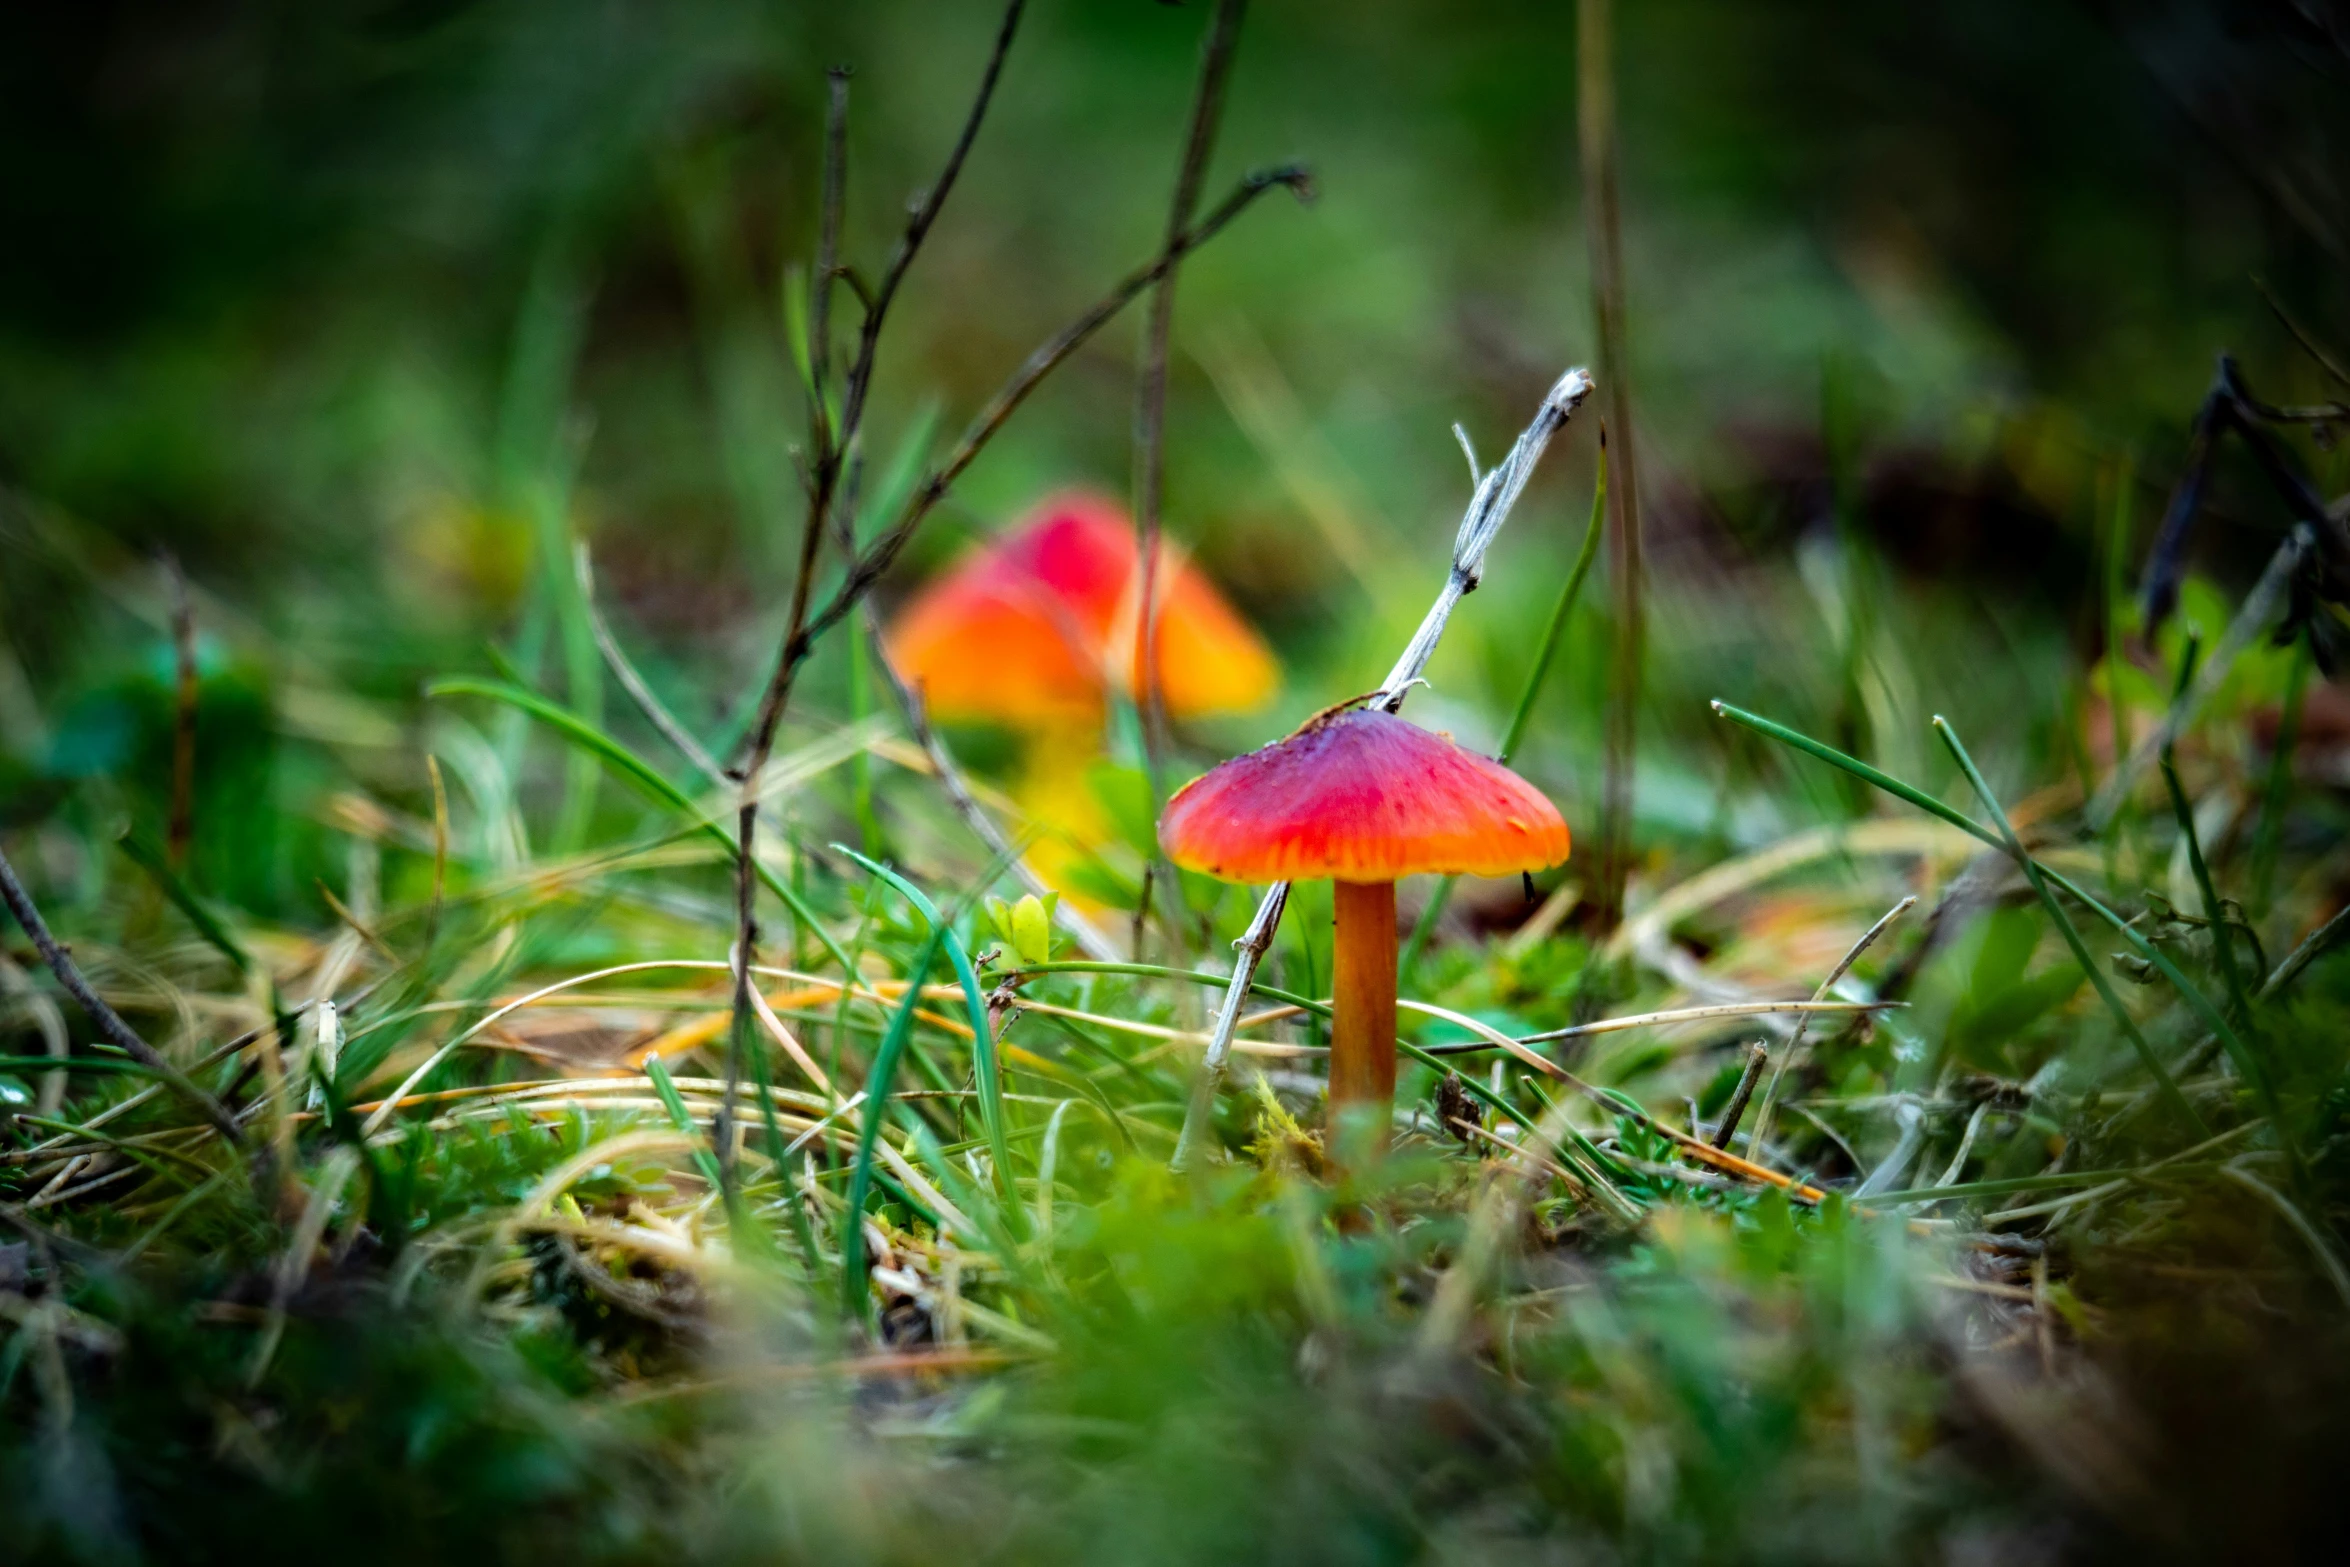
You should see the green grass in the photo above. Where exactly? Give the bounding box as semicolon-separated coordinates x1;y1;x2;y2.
8;502;2350;1559
9;5;2350;1558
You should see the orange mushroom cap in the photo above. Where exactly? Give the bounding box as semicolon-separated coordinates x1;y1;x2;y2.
883;493;1276;726
1159;706;1570;884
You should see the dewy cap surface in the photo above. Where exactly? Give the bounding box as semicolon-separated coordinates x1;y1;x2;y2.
1159;706;1570;883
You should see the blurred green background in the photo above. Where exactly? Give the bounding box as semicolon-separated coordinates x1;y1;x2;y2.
4;0;2346;915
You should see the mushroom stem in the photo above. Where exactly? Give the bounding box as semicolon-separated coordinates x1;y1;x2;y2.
1330;879;1399;1143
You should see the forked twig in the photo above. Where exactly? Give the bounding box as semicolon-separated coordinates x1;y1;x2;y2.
716;2;1308;1196
794;166;1314;662
721;0;1032;1193
1169;366;1596;1169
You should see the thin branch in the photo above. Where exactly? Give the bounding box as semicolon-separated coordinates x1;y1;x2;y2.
1169;365;1594;1169
1133;0;1249;918
719;2;1028;1200
1710;1041;1768;1150
797;167;1314;659
1581;0;1644;931
717;20;1302;1203
2138;365;2231;631
2141;355;2350;635
0;844;241;1142
1451;422;1483;489
835;0;1028;454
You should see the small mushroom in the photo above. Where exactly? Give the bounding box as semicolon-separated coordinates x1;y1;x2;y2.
884;492;1275;726
1160;704;1569;1153
886;493;1279;909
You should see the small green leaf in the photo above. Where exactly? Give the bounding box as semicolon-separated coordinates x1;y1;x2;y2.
1009;893;1054;965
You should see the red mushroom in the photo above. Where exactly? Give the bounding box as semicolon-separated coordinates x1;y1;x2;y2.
1159;704;1569;1149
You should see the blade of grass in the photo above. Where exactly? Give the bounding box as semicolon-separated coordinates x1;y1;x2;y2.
2100;457;2134;883
1010;959;1323;1015
1401;438;1606;980
2157;638;2259;1043
645;1056;728;1193
836;847;1022;1233
0;1054;172;1079
748;1034;824;1279
1713;699;2270;1116
1930;715;2205;1135
843;929;947;1324
1710;701;1999;849
1863;1166;2217;1206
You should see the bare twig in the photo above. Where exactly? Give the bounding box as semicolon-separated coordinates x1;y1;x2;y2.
719;1;1031;1198
1133;0;1249;922
1451;423;1483;489
2139;355;2349;635
836;0;1028;456
798;167;1315;658
1580;0;1643;930
1169;366;1595;1169
719;13;1306;1199
0;843;240;1142
1710;1041;1767;1150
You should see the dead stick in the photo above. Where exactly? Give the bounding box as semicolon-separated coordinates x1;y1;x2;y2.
1710;1041;1767;1150
1580;0;1644;931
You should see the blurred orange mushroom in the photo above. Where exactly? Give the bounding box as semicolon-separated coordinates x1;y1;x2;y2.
882;491;1278;903
884;491;1276;726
